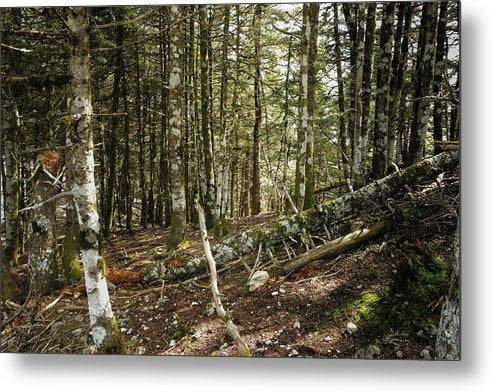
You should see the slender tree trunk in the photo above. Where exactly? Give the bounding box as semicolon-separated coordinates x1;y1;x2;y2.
386;3;406;166
371;4;395;180
103;9;125;236
392;4;413;164
199;6;215;227
214;5;231;236
332;4;349;187
449;74;460;141
251;4;262;215
168;5;187;250
359;3;376;184
433;2;449;153
407;3;439;164
135;46;147;228
303;3;320;210
66;8;125;353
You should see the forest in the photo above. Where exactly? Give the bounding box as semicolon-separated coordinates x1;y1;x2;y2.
0;2;460;359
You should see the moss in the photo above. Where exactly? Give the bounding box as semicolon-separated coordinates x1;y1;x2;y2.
99;315;128;354
324;291;383;322
97;254;108;276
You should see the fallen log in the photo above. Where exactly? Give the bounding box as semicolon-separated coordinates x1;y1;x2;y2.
141;152;458;283
283;222;386;273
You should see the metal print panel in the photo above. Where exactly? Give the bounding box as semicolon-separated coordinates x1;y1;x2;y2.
0;1;460;359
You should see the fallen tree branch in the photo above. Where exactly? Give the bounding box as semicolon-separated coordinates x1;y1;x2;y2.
142;152;458;283
196;201;250;357
283;222;386;273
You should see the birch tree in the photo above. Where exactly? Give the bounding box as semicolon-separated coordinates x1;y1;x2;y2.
168;5;187;249
407;3;439;164
66;7;125;353
371;4;395;180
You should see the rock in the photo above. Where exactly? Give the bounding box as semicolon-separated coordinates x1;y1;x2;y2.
346;322;358;334
271;291;279;296
265;339;272;345
365;345;381;358
324;336;333;341
293;321;301;329
50;321;64;333
107;280;116;291
279;288;286;294
290;349;299;356
220;343;228;349
420;348;432;360
136;346;146;355
71;328;83;337
247;270;269;292
169;339;176;347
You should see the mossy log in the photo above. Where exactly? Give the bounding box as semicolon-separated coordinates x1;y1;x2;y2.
283;222;386;273
142;152;458;283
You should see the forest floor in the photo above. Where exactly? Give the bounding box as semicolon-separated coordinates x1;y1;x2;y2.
1;173;458;359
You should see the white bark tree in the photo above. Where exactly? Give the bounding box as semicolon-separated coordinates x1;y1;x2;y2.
168;5;187;249
66;7;125;353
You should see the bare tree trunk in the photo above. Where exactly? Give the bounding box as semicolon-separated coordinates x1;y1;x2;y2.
332;4;349;187
66;8;125;353
304;3;320;210
251;4;262;215
359;3;377;185
196;201;250;356
371;3;395;180
433;2;449;153
407;3;439;164
168;5;187;250
214;5;231;236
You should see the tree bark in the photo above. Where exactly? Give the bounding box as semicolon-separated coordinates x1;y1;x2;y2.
251;4;262;215
28;150;60;295
371;4;395;180
433;2;449;153
407;3;439;164
66;7;125;353
168;5;187;250
359;3;377;183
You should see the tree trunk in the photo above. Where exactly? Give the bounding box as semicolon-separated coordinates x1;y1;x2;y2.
199;6;215;227
332;4;349;187
304;3;320;210
387;3;406;166
407;3;439;164
371;3;395;180
28;150;60;295
66;8;125;353
251;4;262;215
359;3;377;183
214;5;231;236
142;151;458;282
433;2;449;153
168;5;187;250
